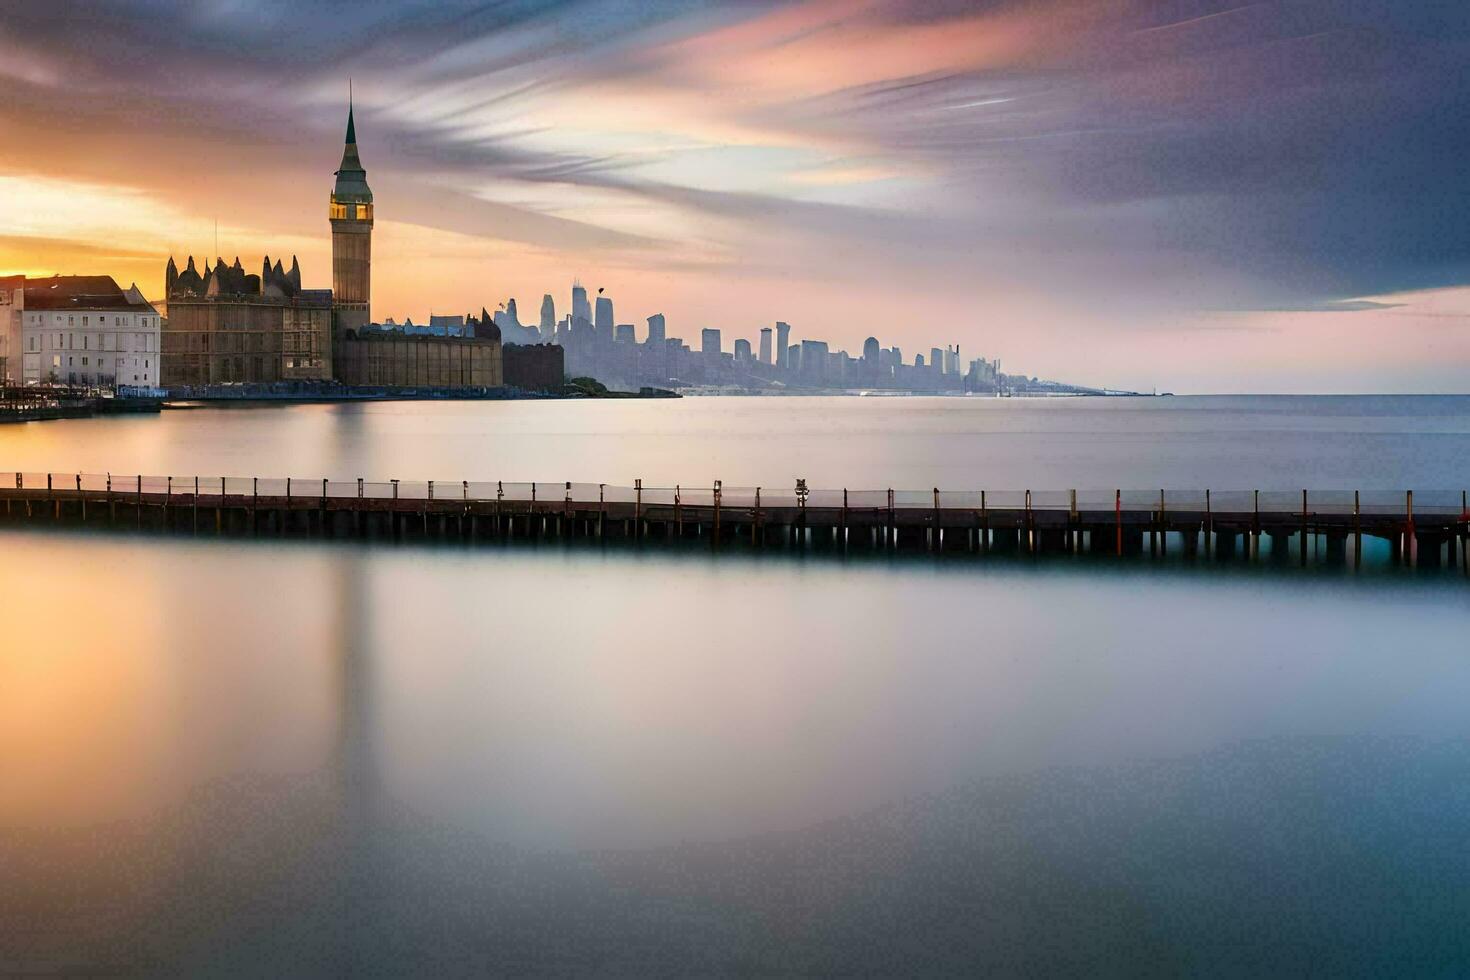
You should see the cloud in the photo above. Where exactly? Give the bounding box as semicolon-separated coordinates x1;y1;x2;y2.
0;0;1465;389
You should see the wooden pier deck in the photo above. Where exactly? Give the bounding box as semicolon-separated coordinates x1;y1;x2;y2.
1;473;1467;571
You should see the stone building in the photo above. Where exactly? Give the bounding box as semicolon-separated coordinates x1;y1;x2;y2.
160;255;334;385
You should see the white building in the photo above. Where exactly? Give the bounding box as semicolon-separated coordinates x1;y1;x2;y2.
0;275;22;383
17;275;160;387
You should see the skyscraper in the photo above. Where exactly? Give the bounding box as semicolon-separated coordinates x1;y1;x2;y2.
759;327;772;364
646;313;666;346
571;282;590;327
701;328;722;355
539;294;555;340
594;295;614;338
776;322;790;368
330;100;373;338
862;336;881;363
734;338;752;361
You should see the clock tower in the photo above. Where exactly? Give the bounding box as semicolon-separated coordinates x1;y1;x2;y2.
330;101;373;338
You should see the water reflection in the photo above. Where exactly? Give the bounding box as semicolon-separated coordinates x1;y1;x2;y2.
2;531;1469;972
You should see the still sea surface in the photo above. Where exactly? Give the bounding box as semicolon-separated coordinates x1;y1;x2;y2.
2;395;1468;975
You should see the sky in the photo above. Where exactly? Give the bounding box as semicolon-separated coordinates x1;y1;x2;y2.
0;0;1466;393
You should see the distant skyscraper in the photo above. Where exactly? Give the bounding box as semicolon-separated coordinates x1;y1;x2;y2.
930;347;944;373
594;295;614;337
615;323;635;343
787;344;801;373
759;327;772;364
571;282;590;326
916;353;926;368
862;336;880;363
701;327;721;355
776;322;790;368
801;339;828;381
734;338;752;361
646;313;665;346
539;294;555;340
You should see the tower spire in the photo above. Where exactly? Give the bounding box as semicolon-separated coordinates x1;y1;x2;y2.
346;79;356;145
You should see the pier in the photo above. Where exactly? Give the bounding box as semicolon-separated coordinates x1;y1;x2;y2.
1;472;1466;571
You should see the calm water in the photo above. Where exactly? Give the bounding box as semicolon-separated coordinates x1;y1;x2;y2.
2;396;1469;975
0;393;1466;489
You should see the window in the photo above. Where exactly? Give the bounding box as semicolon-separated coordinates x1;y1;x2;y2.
68;316;74;325
82;315;88;326
83;335;89;349
82;357;88;366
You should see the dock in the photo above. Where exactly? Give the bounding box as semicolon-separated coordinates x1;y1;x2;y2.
0;473;1466;571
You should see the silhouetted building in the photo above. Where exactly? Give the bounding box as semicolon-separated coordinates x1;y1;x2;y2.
776;321;791;368
734;338;752;362
646;314;665;346
615;323;635;343
504;343;564;390
759;326;772;365
701;328;721;355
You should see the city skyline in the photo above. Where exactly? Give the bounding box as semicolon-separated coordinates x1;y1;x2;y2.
1;1;1468;393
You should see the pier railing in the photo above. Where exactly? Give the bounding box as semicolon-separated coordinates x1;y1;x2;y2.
3;471;1467;571
3;472;1467;517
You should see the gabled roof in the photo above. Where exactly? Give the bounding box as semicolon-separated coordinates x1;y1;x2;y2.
23;275;158;314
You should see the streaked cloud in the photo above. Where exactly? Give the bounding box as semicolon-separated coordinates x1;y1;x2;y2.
0;0;1465;390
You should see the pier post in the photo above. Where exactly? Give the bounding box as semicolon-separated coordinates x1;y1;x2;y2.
887;489;895;550
1301;489;1309;566
108;473;114;524
497;481;504;538
1115;489;1122;557
1159;489;1167;557
252;477;258;535
932;488;940;552
598;484;605;539
321;479;328;537
1205;489;1212;558
981;490;989;555
1354;490;1361;568
635;479;643;541
78;474;85;523
842;489;849;552
755;487;763;547
676;485;683;537
136;475;142;529
1025;490;1035;555
1252;490;1260;560
193;476;198;533
48;473;54;521
1070;489;1078;553
392;479;401;540
713;480;722;547
1406;490;1416;567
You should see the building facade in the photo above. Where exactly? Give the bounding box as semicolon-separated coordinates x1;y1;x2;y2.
160;256;333;385
15;276;160;386
0;275;21;383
